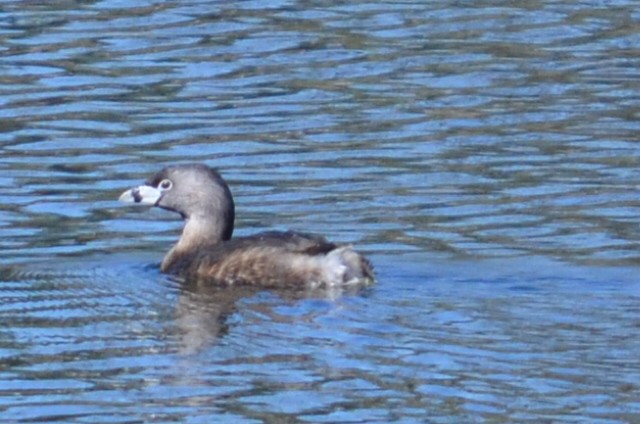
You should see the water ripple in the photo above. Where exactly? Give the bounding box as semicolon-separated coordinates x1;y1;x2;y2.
2;0;640;422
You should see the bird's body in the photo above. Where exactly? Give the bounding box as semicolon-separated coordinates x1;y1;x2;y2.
119;164;373;288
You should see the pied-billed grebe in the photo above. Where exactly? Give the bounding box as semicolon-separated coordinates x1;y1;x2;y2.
119;164;374;287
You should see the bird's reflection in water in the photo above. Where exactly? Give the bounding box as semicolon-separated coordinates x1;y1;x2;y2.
171;276;371;354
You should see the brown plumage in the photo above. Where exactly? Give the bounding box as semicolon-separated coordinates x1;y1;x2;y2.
119;164;374;288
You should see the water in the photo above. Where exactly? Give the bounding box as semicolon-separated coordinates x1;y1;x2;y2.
1;1;640;422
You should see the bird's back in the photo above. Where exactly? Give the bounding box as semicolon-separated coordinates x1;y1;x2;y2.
163;231;374;288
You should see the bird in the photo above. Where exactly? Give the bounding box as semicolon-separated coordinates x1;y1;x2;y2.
119;164;374;288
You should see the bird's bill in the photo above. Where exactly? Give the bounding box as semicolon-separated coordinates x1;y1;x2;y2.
118;185;162;205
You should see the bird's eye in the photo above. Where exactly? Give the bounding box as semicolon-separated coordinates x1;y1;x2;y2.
159;179;173;191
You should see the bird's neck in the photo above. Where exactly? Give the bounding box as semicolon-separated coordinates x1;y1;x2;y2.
160;215;229;273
